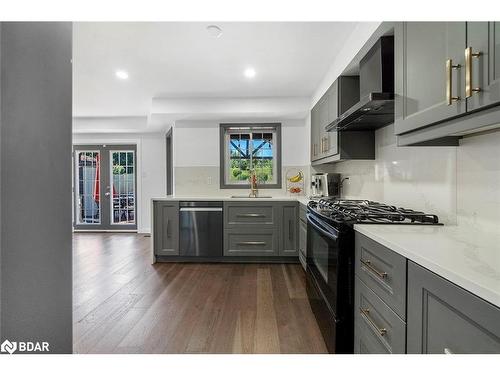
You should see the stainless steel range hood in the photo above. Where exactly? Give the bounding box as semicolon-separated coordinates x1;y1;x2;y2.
326;36;394;132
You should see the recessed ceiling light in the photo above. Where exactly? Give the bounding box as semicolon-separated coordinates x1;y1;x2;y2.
244;67;256;79
115;70;129;80
206;25;223;38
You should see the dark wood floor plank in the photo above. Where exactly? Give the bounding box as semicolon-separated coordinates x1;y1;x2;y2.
73;233;327;354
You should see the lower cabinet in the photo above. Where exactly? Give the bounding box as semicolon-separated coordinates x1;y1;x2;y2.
355;231;500;354
298;207;307;269
224;229;279;256
354;276;406;354
223;201;299;257
153;201;179;256
281;204;299;256
407;261;500;354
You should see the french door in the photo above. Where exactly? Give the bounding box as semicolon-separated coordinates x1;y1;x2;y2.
73;145;137;231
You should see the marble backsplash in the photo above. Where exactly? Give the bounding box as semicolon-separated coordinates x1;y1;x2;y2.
175;165;311;198
317;124;500;229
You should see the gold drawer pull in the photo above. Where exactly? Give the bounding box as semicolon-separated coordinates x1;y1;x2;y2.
237;213;265;218
446;59;461;105
465;47;482;98
360;259;388;279
360;308;387;337
237;241;266;246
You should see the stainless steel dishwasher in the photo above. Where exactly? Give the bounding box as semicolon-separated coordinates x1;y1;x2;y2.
179;201;223;257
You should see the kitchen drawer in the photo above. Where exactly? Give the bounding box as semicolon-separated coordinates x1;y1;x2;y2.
224;203;276;226
354;276;406;354
355;232;407;319
224;230;278;256
299;204;307;223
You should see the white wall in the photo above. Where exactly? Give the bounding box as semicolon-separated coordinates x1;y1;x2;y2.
173;119;309;196
174;119;309;167
311;22;381;107
72;132;166;233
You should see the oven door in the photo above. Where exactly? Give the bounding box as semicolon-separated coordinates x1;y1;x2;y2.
306;212;341;316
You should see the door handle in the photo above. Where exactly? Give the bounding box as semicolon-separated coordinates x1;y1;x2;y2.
360;259;388;279
289;220;293;241
166;218;170;238
465;47;482;98
360;308;387;337
446;59;461;105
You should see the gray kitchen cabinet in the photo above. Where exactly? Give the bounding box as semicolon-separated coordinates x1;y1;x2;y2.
281;204;298;256
298;218;307;268
355;276;406;354
394;22;467;136
466;22;500;112
225;203;276;226
223;201;298;257
310;104;320;161
407;261;500;354
355;232;407;319
153;201;179;256
224;229;279;256
311;75;371;165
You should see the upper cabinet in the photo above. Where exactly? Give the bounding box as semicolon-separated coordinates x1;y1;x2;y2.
395;22;466;135
466;22;500;112
311;76;374;164
395;22;500;146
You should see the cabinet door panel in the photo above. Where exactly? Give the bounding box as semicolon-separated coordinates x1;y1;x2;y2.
395;22;466;135
153;201;179;256
407;261;500;354
281;205;298;256
310;105;320;161
466;22;500;111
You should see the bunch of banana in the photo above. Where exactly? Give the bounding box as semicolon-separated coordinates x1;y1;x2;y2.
288;171;303;183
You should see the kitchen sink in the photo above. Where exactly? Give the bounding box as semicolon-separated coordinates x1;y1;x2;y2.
230;195;273;199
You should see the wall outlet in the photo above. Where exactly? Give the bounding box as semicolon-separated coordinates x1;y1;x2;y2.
207;176;213;185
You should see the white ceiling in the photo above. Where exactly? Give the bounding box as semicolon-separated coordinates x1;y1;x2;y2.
72;22;359;118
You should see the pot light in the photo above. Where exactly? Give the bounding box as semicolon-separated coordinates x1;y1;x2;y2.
244;67;256;79
206;25;223;38
115;70;129;80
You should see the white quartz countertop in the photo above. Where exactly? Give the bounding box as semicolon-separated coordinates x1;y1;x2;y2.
152;195;310;206
354;224;500;308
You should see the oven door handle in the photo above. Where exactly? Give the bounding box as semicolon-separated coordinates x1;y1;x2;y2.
306;213;339;241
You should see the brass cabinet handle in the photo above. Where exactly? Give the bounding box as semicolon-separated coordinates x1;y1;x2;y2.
237;241;266;246
465;47;482;98
360;308;388;337
237;213;265;218
446;59;461;105
360;259;388;279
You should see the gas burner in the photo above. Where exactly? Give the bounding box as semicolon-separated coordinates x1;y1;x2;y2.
310;198;440;225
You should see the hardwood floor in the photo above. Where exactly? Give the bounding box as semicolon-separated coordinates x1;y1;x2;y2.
73;233;327;354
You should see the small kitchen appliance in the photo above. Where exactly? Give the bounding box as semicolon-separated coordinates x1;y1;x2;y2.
310;173;340;198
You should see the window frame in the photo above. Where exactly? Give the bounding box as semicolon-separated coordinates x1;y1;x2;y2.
219;123;282;189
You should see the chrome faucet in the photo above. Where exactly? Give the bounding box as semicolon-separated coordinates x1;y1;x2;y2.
249;169;258;198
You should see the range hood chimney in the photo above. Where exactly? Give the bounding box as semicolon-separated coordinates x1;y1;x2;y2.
326;35;394;132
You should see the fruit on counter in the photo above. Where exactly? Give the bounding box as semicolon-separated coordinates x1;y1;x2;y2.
287;171;303;183
289;187;302;194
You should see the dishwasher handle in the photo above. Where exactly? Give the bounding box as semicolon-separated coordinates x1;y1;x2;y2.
179;207;223;212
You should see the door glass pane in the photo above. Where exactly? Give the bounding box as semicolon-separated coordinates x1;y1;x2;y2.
76;151;100;224
111;151;135;224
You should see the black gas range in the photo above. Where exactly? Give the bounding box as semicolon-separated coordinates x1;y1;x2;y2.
305;198;441;354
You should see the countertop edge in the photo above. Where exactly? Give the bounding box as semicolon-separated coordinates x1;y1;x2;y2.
354;224;500;309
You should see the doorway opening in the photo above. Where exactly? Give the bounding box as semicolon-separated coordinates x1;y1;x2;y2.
73;144;138;231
